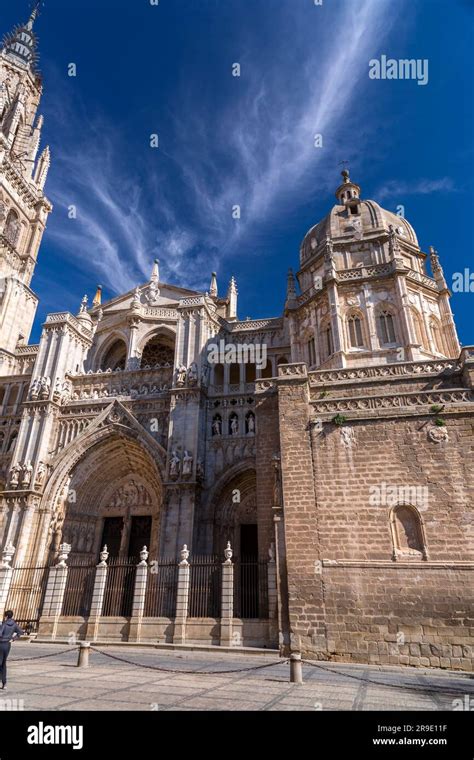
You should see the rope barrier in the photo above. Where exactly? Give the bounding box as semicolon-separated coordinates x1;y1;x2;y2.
90;646;289;675
301;658;473;697
10;646;80;662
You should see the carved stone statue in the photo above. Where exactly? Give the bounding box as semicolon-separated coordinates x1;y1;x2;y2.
175;365;187;387
169;450;180;478
247;413;255;435
9;463;22;489
182;450;193;476
39;376;51;399
35;461;47;487
29;378;40;400
230;416;239;436
21;461;33;487
187;362;198;386
212;416;222;436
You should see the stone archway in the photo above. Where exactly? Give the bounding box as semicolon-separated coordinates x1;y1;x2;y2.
211;468;257;559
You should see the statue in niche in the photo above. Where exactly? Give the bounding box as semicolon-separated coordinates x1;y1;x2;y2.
246;413;255;435
39;376;51;399
187;362;198;386
9;463;21;488
212;416;222;436
169;450;180;478
21;461;33;487
230;415;239;436
182;450;193;476
272;455;282;507
35;461;47;487
175;365;187;387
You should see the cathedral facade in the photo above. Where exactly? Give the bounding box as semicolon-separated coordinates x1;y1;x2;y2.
0;8;473;669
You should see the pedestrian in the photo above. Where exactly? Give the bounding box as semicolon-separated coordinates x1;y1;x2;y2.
0;610;24;690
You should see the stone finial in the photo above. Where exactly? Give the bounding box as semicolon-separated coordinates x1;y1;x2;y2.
150;259;160;283
179;544;190;566
209;271;218;298
92;285;102;307
1;542;15;569
79;294;88;313
227;276;238;320
56;542;72;568
98;544;109;566
285;269;297;310
139;546;149;565
223;541;233;565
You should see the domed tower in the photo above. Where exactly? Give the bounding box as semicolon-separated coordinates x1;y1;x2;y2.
0;2;52;361
286;170;460;369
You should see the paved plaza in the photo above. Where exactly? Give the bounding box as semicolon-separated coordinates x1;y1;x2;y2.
2;642;473;711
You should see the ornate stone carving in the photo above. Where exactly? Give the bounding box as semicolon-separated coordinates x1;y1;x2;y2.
139;546;149;565
1;543;15;569
224;541;233;565
175;365;187;387
180;544;189;565
182;450;193;476
98;545;109;566
428;426;449;443
9;463;22;489
56;542;71;567
187;362;198;386
169;450;181;478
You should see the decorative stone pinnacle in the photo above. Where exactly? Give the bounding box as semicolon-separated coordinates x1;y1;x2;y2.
139;546;149;565
223;541;233;565
1;542;15;569
180;544;190;565
98;544;109;566
56;542;71;568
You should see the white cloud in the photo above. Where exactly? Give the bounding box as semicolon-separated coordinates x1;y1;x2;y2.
375;177;457;201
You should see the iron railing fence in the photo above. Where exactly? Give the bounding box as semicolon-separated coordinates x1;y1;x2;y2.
101;557;136;618
4;564;51;634
61;559;96;617
144;558;178;617
233;559;269;619
188;555;222;618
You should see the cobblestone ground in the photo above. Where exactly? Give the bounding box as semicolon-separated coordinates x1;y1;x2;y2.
3;643;474;711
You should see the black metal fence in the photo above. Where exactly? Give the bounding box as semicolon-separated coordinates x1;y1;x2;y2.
101;557;136;617
233;560;269;619
61;560;96;617
4;564;50;634
144;559;178;617
188;556;221;618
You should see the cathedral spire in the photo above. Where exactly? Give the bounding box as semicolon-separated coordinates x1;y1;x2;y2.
1;2;42;73
227;276;238;320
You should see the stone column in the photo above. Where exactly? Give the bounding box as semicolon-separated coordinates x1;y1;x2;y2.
39;543;71;640
86;545;109;642
173;545;190;645
220;542;234;647
129;547;149;643
0;543;15;618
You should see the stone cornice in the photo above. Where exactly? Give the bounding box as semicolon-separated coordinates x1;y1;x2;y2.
322;559;474;569
309;359;460;387
311;387;473;419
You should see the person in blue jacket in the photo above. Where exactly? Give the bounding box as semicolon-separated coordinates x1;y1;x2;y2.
0;610;24;689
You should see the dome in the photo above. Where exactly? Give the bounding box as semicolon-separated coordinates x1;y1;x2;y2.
300;171;419;263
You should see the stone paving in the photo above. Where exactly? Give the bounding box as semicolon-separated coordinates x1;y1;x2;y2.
3;642;474;711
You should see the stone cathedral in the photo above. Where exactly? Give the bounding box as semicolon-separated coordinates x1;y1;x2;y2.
0;7;472;669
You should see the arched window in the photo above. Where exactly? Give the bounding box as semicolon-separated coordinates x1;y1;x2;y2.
101;339;127;371
213;364;224;386
390;505;426;560
260;360;273;378
277;356;289;365
4;209;21;247
229;364;240;384
410;308;425;349
347;313;364;348
7;430;17;452
320;321;333;362
307;337;316;366
245;363;256;383
377;310;396;345
140;336;174;368
430;318;445;355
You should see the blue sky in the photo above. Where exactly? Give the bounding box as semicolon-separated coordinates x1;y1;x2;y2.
3;0;473;344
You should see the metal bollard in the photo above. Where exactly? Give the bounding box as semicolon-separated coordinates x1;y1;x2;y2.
77;642;91;668
290;652;303;684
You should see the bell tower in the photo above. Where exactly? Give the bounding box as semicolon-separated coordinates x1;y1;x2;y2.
0;2;52;360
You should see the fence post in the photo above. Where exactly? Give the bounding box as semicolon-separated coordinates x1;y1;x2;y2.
220;541;234;647
0;543;16;618
86;545;109;642
173;545;190;645
38;543;71;640
129;546;148;643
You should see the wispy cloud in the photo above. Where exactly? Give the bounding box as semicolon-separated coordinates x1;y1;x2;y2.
375;177;457;201
42;0;404;297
